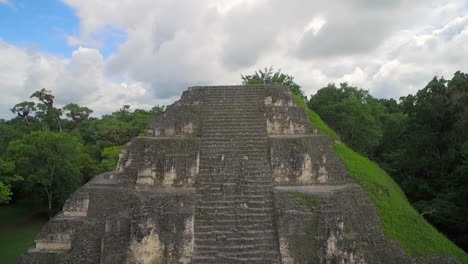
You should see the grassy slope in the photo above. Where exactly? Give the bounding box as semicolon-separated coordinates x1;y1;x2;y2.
292;93;468;263
0;205;46;264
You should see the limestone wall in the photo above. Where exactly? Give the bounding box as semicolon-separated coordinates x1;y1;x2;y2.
274;185;411;264
263;86;315;135
117;137;200;189
268;135;348;185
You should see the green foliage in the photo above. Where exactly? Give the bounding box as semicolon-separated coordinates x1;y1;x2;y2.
97;146;123;173
0;182;12;204
0;87;164;211
10;101;36;128
0;159;22;204
308;83;386;155
63;103;93;130
6;132;84;213
293;93;468;262
242;66;307;99
30;88;63;131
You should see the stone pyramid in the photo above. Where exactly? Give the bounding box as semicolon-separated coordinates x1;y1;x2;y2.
18;85;454;264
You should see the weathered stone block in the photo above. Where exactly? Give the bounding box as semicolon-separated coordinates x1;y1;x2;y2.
269;135;348;184
117;137;200;189
62;190;89;217
274;185;410;264
266;106;314;135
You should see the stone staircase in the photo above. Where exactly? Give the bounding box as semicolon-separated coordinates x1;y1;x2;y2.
192;86;281;264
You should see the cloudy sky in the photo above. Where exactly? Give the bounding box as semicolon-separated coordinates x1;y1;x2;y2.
0;0;467;118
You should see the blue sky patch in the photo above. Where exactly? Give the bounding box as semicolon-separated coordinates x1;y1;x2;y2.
0;0;126;58
0;0;79;57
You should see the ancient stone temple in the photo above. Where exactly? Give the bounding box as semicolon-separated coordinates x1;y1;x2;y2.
18;85;455;264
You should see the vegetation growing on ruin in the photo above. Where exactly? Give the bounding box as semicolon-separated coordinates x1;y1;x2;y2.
292;93;468;263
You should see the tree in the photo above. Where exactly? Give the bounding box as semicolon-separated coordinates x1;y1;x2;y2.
97;146;123;173
6;132;84;214
63;103;93;130
0;159;21;203
10;101;36;127
31;88;63;131
242;67;307;99
309;83;385;155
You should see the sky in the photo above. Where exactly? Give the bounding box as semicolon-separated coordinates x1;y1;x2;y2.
0;0;467;119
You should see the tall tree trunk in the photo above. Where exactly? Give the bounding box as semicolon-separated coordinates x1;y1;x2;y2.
56;115;62;132
24;116;31;128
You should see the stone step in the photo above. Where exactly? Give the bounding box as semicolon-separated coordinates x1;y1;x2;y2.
197;182;273;188
198;184;272;191
194;242;275;251
203;91;264;95
199;143;267;149
199;151;267;157
203;95;264;99
203;114;264;118
192;256;280;264
195;194;273;201
197;200;273;206
195;229;275;236
200;140;267;146
194;231;277;242
201;138;267;142
204;107;263;111
199;157;267;163
204;114;264;118
195;207;274;215
202;126;266;132
203;97;264;102
194;88;279;263
203;120;265;124
204;103;265;108
198;169;270;175
200;143;268;149
203;126;266;130
203;90;264;94
197;178;272;184
199;152;267;157
202;130;266;134
194;219;274;228
198;166;269;172
197;172;271;178
194;249;279;258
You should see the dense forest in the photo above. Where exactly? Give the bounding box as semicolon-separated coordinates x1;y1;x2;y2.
0;89;164;214
242;68;468;251
0;69;467;252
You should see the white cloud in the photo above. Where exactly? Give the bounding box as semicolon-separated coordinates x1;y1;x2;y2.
0;42;161;118
304;16;327;36
1;0;468;118
0;0;11;5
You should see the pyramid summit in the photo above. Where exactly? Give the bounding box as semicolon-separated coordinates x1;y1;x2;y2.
18;85;459;264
